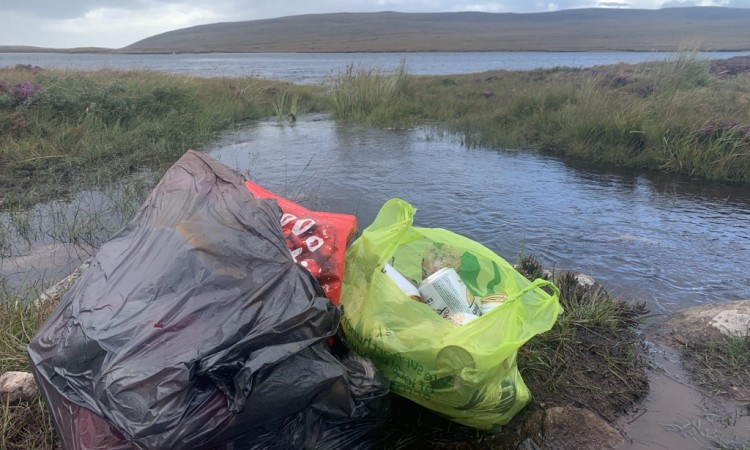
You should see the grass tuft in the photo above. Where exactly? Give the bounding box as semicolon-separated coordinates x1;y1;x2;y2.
517;259;649;422
331;60;412;126
0;279;58;449
0;397;55;450
681;335;750;401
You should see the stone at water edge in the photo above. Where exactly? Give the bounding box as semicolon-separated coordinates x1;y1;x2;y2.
520;406;624;450
659;299;750;343
0;371;38;403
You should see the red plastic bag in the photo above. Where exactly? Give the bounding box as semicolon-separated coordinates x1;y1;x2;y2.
245;181;357;304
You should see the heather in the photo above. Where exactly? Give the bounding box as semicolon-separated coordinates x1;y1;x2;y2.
0;66;327;209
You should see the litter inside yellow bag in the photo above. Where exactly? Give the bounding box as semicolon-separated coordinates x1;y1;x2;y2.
340;198;562;430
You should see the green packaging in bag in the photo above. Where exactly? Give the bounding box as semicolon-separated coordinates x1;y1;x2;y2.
340;198;562;430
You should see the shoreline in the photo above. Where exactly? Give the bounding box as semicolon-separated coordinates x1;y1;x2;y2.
4;48;750;55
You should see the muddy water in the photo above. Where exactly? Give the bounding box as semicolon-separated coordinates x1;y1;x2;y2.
0;175;155;292
208;115;750;315
619;341;750;449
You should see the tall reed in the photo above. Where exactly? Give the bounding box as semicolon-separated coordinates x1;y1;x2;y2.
331;60;410;125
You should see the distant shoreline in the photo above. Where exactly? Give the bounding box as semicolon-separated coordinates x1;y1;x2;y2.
3;48;750;55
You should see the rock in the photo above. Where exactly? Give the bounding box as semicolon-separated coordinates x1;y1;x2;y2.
573;273;596;287
542;269;609;297
0;371;38;403
658;299;750;344
522;406;623;450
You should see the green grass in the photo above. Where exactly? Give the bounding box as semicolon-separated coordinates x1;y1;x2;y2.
331;53;750;183
4;54;750;215
0;280;56;449
331;60;414;126
515;259;649;423
0;67;329;209
682;334;750;400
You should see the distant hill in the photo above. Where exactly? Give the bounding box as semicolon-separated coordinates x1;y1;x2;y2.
122;8;750;53
0;46;113;53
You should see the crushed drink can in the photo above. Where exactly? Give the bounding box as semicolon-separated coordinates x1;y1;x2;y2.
479;293;508;315
418;267;480;317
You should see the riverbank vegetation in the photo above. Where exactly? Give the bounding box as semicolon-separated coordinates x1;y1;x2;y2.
0;65;327;209
0;279;57;449
332;54;750;183
3;54;750;212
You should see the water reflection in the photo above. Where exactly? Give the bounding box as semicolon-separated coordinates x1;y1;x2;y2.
208;116;750;314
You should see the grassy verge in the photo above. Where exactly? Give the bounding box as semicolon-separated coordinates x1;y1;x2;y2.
331;54;750;183
0;65;328;210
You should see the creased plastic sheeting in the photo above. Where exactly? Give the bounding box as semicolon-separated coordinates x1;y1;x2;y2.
340;198;562;430
28;150;389;450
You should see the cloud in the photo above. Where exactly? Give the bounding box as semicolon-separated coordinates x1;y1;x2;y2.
44;5;223;36
0;1;238;48
458;3;509;12
0;1;122;19
662;0;750;4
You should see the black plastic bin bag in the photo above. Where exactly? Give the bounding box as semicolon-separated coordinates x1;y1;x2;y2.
27;150;389;449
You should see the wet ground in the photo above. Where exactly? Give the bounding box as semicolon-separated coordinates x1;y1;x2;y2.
618;337;750;450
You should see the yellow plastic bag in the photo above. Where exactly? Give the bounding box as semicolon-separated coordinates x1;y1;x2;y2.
340;198;562;430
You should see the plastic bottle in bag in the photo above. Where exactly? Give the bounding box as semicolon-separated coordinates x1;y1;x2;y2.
421;243;461;279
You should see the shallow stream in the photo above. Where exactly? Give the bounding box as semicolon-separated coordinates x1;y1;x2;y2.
208;115;750;316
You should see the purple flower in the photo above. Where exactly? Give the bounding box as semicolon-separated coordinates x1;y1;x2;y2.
483;91;495;99
11;116;30;131
12;82;43;103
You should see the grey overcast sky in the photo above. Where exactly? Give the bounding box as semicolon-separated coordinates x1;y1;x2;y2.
1;0;749;49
